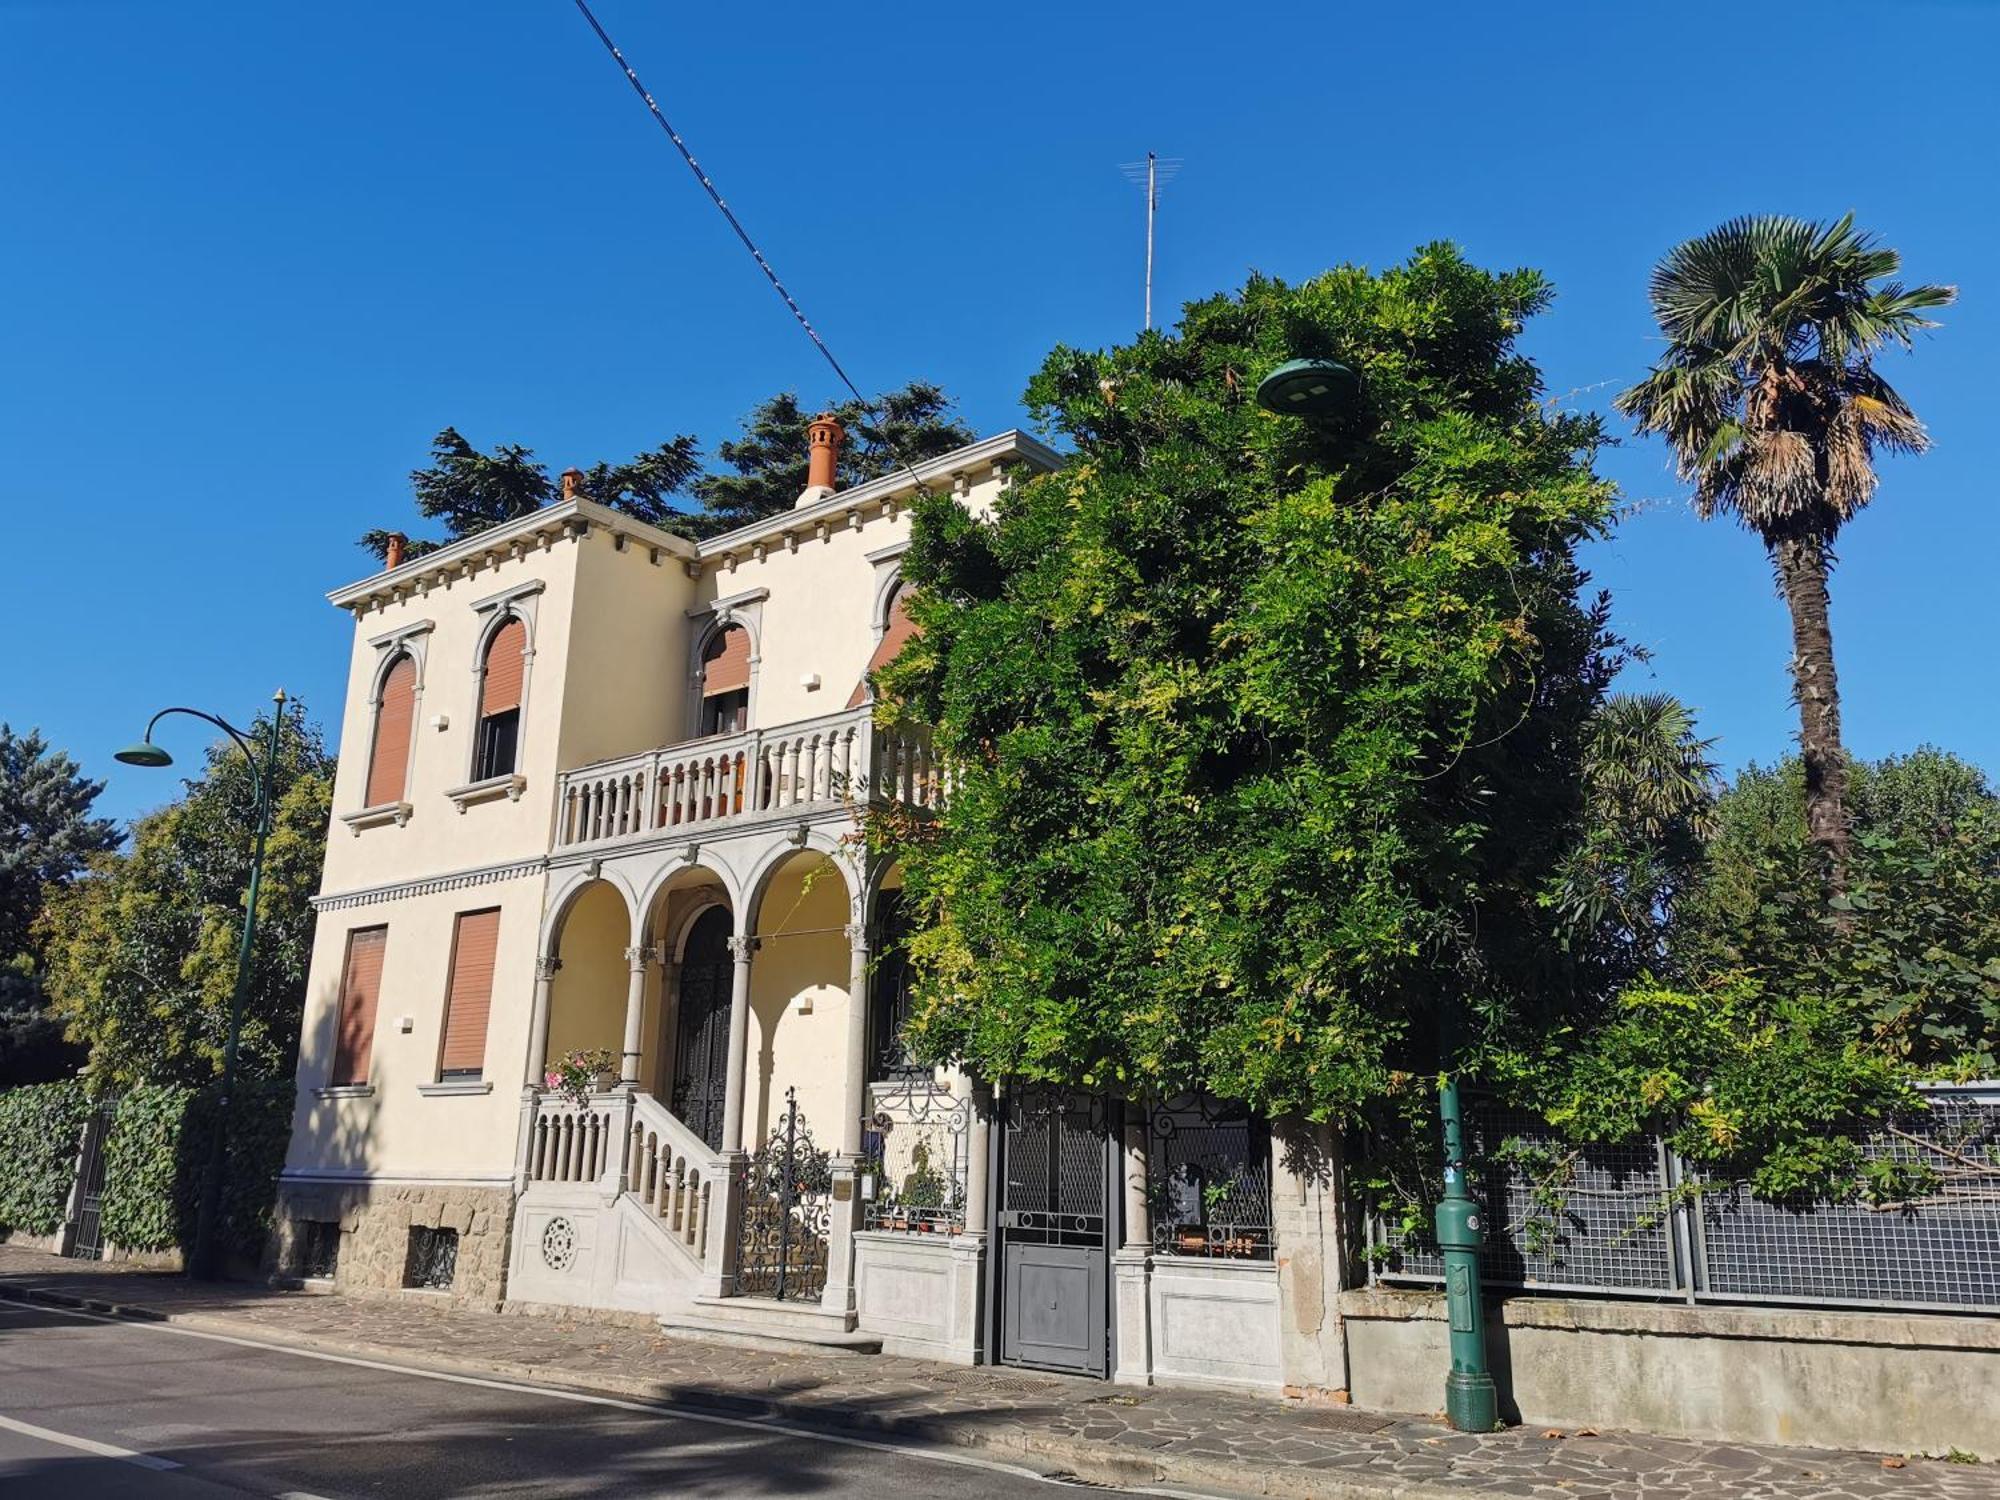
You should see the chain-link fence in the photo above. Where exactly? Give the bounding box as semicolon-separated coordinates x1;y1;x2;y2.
1365;1082;2000;1314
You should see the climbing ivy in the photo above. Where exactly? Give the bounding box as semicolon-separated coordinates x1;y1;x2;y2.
0;1078;89;1235
99;1079;294;1259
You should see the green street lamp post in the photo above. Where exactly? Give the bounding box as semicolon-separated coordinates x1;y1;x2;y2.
116;689;289;1281
1255;357;1499;1431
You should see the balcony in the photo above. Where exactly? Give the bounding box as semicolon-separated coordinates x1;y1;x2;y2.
555;703;942;851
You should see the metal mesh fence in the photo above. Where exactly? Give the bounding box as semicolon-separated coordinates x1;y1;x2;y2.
1366;1083;2000;1314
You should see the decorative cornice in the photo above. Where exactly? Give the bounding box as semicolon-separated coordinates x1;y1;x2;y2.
311;856;549;912
471;577;547;615
686;586;770;620
367;618;435;651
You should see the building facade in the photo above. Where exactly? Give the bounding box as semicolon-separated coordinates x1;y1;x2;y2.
277;423;1336;1393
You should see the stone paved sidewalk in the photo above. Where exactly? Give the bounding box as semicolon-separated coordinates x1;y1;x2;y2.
1;1246;1993;1500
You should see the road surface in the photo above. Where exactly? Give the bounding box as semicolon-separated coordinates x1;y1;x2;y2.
0;1296;1174;1498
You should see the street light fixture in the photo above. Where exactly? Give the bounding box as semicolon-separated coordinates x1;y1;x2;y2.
1253;354;1499;1432
117;689;289;1281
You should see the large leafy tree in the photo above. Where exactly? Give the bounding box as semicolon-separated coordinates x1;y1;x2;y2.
882;249;1620;1121
691;383;975;535
358;381;974;559
38;712;333;1090
1616;216;1953;883
0;727;120;1085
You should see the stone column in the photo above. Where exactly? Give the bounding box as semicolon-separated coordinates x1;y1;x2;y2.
962;1084;994;1234
525;954;560;1087
720;931;756;1152
619;946;650;1089
947;1082;995;1364
1272;1116;1351;1402
1113;1106;1153;1385
821;919;872;1321
839;921;871;1156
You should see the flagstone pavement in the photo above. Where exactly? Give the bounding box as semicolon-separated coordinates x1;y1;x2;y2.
1;1245;1992;1500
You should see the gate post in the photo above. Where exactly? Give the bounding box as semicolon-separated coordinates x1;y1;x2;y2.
1113;1105;1153;1385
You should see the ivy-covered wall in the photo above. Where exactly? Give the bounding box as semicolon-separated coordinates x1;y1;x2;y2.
0;1078;89;1236
99;1079;295;1260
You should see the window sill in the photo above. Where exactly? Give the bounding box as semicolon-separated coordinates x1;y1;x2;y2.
340;802;411;835
445;774;526;812
418;1079;493;1098
313;1084;376;1101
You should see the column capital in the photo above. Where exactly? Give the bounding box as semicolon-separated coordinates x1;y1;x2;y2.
726;934;760;961
622;944;652;971
843;921;869;949
534;954;562;981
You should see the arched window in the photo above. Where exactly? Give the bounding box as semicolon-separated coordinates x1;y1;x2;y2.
848;581;918;708
475;616;526;780
699;624;751;736
365;654;417;808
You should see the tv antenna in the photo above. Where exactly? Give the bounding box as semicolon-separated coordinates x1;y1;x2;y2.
1119;152;1181;330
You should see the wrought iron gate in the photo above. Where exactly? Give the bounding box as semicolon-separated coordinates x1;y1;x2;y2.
733;1088;830;1301
995;1088;1115;1376
671;906;732;1151
68;1101;114;1261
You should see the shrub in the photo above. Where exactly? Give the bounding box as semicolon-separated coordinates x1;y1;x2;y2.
99;1079;294;1259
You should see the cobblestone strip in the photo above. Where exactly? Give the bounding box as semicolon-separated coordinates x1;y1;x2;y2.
2;1247;1994;1500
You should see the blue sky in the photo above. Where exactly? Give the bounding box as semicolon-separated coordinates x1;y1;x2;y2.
3;1;1994;826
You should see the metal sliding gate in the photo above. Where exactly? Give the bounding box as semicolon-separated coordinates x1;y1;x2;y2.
994;1088;1116;1376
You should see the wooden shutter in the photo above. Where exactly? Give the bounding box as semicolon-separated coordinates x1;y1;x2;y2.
365;655;416;807
702;625;751;697
438;909;501;1075
847;587;919;708
332;926;386;1086
480;618;527;717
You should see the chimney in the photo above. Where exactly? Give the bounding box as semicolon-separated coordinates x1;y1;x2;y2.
560;468;584;502
384;532;407;570
797;413;845;507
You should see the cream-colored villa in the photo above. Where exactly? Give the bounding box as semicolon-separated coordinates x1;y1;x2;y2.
277;421;1345;1395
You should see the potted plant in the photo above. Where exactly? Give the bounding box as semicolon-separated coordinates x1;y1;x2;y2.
544;1048;618;1107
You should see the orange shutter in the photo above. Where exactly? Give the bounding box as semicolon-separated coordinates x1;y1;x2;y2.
847;589;920;708
480;618;527;717
365;655;416;807
438;908;500;1075
332;926;386;1085
702;625;751;696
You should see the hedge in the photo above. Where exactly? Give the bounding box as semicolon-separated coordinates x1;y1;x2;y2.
0;1078;89;1235
100;1079;295;1260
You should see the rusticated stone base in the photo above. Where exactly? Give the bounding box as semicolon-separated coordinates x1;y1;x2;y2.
269;1181;515;1309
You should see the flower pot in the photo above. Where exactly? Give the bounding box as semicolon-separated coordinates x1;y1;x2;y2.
591;1070;617;1094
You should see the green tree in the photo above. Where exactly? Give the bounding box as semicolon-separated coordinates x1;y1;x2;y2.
1616;216;1953;883
881;249;1619;1122
357;381;974;559
0;726;120;1085
1547;693;1719;982
38;712;333;1090
689;382;975;536
360;428;703;563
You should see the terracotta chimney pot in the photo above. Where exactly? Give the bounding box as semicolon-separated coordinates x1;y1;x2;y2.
384;532;408;570
802;413;845;503
560;468;584;502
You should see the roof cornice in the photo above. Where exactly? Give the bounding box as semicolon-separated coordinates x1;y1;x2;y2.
327;498;699;612
328;429;1064;610
692;429;1062;560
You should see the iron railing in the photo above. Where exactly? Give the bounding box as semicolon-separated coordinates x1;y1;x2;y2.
1147;1093;1275;1260
1365;1082;2000;1314
734;1088;830;1301
863;1074;972;1234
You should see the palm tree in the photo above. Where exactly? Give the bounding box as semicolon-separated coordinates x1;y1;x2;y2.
1617;215;1952;885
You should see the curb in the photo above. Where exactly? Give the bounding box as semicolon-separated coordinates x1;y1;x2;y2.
0;1280;1462;1500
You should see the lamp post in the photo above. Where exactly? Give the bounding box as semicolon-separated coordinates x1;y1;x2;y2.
116;689;289;1281
1254;357;1498;1431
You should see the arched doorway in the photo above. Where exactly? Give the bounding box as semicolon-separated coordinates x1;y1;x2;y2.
671;905;733;1150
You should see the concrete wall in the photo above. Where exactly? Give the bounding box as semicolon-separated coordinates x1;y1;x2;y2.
1148;1257;1283;1391
748;854;853;1148
854;1230;985;1363
1342;1287;2000;1460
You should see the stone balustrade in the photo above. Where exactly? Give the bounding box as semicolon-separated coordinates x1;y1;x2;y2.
555;706;944;851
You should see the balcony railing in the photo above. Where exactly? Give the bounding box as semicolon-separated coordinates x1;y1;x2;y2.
555;703;943;850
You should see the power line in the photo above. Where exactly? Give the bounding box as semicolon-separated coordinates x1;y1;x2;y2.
567;0;875;419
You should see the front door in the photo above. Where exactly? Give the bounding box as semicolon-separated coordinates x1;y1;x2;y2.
671;906;732;1151
995;1088;1116;1376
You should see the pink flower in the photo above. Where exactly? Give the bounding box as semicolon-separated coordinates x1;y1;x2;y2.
544;1071;561;1090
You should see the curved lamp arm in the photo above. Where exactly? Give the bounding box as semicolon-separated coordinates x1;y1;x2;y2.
130;691;288;823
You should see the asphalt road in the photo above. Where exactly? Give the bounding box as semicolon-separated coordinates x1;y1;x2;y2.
0;1297;1164;1498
